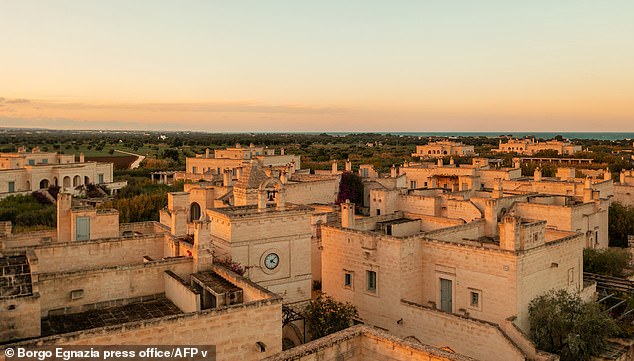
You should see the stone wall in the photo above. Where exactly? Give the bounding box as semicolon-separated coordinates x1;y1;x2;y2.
396;301;527;361
164;270;200;313
28;235;165;273
263;325;475;361
37;257;193;317
285;178;339;205
1;298;283;361
614;184;634;207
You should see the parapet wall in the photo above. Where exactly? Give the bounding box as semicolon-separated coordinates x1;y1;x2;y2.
37;257;193;317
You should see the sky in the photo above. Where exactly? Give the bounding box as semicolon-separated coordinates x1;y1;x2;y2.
1;1;633;132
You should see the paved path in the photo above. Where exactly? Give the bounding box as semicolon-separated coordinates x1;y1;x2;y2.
114;149;146;169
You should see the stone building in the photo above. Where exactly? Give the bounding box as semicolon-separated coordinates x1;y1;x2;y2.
615;169;634;207
0;194;282;361
0;147;124;197
263;325;480;361
320;200;586;360
411;141;477;158
179;144;301;183
402;157;522;191
495;138;581;155
160;179;313;304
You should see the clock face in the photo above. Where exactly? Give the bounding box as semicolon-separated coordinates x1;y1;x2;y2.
264;253;279;270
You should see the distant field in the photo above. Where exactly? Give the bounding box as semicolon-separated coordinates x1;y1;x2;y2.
85;155;138;170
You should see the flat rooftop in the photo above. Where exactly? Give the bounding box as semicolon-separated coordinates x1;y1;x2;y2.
41;297;181;336
209;203;312;218
192;271;242;294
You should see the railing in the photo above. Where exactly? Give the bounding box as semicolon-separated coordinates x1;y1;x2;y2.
584;272;634;295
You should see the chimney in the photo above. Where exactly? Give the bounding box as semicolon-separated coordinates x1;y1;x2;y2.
492;178;503;199
236;166;243;180
437;158;443;167
332;160;338;174
391;164;397;178
534;167;542;182
583;177;593;203
499;216;521;251
513;158;521;169
603;168;611;181
281;148;285;155
280;171;288;184
79;152;85;163
205;148;210;158
223;170;232;187
290;160;296;174
341;200;355;228
449;157;455;165
192;221;212;273
57;193;73;242
620;171;626;184
345;160;352;172
167;192;189;237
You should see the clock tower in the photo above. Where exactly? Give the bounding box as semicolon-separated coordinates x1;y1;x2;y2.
207;174;313;303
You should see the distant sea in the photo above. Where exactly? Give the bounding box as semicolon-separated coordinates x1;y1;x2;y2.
326;132;634;141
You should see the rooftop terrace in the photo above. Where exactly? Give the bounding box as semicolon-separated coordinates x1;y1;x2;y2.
41;296;182;337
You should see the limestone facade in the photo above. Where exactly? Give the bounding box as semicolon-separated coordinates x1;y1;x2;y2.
320;199;584;360
411;141;477;158
615;170;634;207
0;148;123;197
495;138;581;155
0;194;283;361
180;144;301;182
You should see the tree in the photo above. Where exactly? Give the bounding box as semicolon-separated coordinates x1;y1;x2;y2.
529;290;618;361
609;202;634;247
304;295;358;339
584;248;631;277
337;171;364;205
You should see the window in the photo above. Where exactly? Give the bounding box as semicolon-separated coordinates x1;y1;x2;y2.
8;181;15;193
424;181;428;187
366;270;377;293
469;290;482;310
70;289;85;300
98;174;104;183
376;209;381;216
190;202;201;221
568;268;575;285
192;166;198;174
344;272;353;288
28;159;35;165
410;181;417;189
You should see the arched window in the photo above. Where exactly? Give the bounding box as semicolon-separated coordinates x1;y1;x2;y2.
73;175;81;187
63;176;71;188
190;202;201;221
39;179;49;189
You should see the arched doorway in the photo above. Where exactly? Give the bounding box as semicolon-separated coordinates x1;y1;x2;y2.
190;202;201;221
73;175;81;187
84;176;90;185
26;181;31;190
53;177;58;186
39;179;49;189
63;176;71;188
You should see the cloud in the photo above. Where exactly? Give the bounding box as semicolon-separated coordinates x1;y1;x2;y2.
0;97;31;104
5;98;30;104
41;100;346;115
